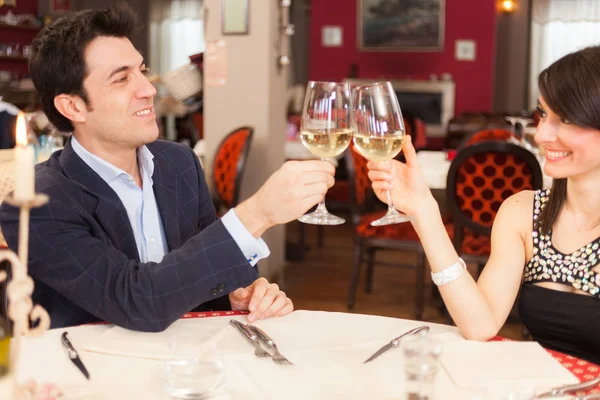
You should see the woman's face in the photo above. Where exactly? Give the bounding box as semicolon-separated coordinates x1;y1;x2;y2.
534;97;600;179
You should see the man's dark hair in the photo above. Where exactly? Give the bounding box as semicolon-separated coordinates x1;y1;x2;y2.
29;4;137;132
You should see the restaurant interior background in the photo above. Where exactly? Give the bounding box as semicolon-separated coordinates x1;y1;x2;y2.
1;0;599;339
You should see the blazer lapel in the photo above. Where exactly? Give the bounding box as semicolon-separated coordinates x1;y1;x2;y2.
59;139;140;262
151;150;181;251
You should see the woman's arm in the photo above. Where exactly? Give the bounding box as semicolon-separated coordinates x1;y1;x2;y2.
412;191;530;340
368;136;531;340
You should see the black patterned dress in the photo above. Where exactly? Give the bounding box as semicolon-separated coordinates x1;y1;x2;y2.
519;190;600;364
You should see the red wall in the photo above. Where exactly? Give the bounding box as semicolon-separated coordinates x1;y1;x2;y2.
1;0;37;14
0;0;39;77
309;0;497;116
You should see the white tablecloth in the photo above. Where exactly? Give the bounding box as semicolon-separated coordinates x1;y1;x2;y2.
417;151;553;190
17;310;577;400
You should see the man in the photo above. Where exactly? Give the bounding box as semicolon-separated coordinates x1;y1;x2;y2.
0;6;335;332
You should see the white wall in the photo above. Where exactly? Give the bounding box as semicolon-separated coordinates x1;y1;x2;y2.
203;0;288;281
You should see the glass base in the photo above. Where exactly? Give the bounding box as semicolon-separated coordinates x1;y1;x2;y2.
370;210;411;226
298;211;345;225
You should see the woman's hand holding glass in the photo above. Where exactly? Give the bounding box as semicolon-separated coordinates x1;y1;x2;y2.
352;81;408;226
367;135;435;220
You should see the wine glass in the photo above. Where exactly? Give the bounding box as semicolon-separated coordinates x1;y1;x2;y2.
505;116;533;148
298;81;353;225
352;81;410;226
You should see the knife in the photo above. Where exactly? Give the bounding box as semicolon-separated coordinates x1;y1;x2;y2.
363;326;430;364
61;331;90;380
533;376;600;398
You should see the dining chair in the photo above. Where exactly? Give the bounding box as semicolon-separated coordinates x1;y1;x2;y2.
459;128;513;149
212;126;254;215
446;141;543;271
403;115;428;151
345;144;427;319
442;141;543;331
318;117;426;250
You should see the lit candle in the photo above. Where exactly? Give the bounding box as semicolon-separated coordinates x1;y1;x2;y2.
13;113;35;202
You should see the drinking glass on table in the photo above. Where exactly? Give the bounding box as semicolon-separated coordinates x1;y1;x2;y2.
298;81;353;225
352;81;409;226
402;332;443;400
164;332;227;399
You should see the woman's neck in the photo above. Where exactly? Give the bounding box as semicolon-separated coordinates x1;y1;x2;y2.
564;173;600;230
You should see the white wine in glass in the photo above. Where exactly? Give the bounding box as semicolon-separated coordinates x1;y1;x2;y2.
353;134;405;162
298;81;352;225
352;82;411;226
300;128;353;159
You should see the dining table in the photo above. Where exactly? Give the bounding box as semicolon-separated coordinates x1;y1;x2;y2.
193;138;341;166
17;310;600;400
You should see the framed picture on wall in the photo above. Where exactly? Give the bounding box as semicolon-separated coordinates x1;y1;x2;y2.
358;0;445;51
50;0;71;13
221;0;249;35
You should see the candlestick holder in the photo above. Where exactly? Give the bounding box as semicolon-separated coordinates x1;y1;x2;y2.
0;193;51;399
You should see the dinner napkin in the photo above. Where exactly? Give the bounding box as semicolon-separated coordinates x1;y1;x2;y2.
82;316;233;360
440;340;578;389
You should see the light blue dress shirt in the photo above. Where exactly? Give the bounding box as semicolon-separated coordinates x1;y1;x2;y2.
71;136;269;265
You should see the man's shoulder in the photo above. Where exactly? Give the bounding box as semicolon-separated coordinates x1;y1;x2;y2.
33;155;85;199
35;156;70;187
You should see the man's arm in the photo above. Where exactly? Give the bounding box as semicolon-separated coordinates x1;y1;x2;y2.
1;196;257;332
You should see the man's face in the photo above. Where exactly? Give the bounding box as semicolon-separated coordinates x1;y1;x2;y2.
80;36;158;149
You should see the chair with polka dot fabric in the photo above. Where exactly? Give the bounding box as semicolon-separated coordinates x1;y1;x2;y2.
345;143;427;319
212;127;254;215
446;141;543;271
460;128;513;149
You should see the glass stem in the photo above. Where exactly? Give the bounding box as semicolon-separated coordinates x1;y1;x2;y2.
384;160;396;214
316;200;328;214
385;189;395;214
317;157;329;214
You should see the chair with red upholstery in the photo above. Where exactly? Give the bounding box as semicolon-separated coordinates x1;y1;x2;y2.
460;128;513;149
346;144;426;319
446;141;543;271
403;115;428;151
212;127;254;215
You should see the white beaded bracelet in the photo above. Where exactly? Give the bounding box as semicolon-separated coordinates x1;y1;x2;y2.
431;258;467;286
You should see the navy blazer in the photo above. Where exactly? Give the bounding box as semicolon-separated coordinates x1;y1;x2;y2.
0;139;258;332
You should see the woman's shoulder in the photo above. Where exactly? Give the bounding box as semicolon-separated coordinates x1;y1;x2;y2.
497;190;538;223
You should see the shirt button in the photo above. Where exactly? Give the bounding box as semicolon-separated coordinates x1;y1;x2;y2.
149;237;156;243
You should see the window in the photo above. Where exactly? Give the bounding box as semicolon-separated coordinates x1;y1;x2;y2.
529;0;600;108
149;0;205;77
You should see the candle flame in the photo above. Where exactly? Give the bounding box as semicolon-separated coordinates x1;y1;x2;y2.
16;112;27;146
503;0;514;11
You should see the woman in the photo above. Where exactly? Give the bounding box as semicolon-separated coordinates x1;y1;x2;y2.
367;46;600;364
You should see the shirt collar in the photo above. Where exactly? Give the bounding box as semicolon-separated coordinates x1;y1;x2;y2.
70;135;155;183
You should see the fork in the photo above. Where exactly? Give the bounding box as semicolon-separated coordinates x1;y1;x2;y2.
246;324;294;365
532;377;600;399
229;320;270;357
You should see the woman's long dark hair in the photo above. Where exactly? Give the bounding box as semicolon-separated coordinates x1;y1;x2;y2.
537;46;600;234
